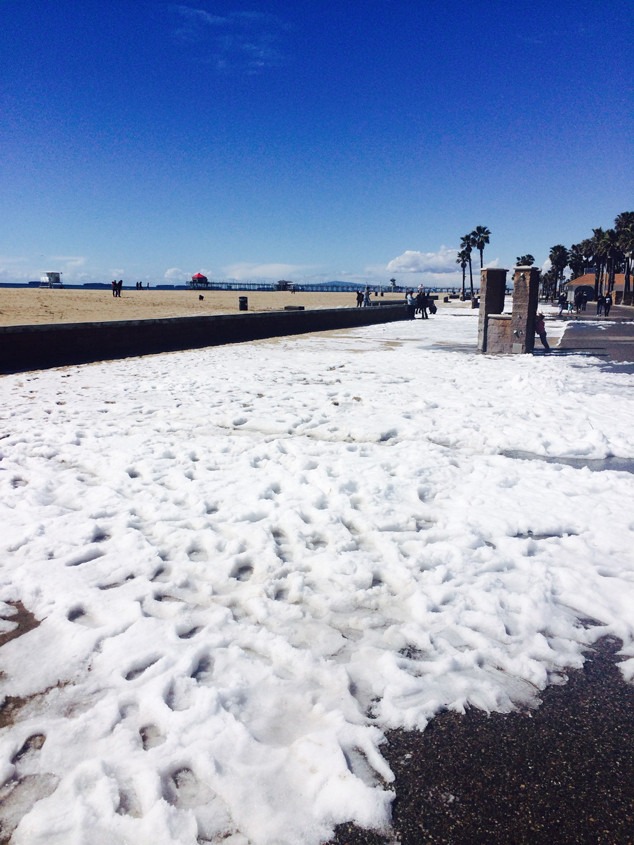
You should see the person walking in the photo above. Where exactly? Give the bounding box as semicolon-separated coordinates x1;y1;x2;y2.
596;294;605;316
604;293;612;317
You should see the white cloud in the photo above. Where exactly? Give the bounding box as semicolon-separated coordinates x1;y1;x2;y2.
50;255;86;269
0;255;29;266
223;262;312;281
0;256;30;282
172;6;287;72
386;246;459;274
0;255;92;283
164;267;192;282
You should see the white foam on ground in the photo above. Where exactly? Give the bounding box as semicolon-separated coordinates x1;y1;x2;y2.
1;308;633;844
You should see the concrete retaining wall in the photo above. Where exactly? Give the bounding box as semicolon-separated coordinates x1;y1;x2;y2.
0;304;406;374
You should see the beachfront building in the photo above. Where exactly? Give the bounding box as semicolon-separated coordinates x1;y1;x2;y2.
563;273;627;303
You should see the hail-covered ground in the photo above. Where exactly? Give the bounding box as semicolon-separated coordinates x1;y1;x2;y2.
1;306;633;845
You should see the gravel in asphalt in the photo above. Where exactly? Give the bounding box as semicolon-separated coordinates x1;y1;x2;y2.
330;638;634;845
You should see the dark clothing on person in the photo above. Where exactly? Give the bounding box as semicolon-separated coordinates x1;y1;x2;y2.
535;314;550;352
416;292;428;319
604;294;612;317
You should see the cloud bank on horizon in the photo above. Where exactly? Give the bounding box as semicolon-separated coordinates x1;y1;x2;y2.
1;251;475;287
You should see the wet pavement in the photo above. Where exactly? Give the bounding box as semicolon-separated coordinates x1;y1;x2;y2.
501;451;634;475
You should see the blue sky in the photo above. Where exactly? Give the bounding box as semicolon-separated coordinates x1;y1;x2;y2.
1;0;632;286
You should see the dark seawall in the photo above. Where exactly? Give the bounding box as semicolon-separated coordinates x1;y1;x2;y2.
0;304;406;373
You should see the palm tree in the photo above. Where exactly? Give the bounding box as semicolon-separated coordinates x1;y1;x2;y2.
615;212;634;299
389;278;396;291
540;268;556;299
548;245;569;299
576;237;599;294
471;225;491;269
590;228;607;296
456;250;468;299
567;244;586;280
460;234;474;299
515;254;535;266
600;228;621;294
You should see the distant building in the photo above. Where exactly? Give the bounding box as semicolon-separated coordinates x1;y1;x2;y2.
189;273;209;289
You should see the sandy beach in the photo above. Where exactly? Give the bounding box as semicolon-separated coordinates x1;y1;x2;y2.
0;287;415;327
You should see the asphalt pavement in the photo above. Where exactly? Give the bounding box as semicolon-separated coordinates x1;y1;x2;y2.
552;305;634;364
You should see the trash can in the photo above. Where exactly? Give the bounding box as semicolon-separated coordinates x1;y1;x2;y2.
239;296;248;311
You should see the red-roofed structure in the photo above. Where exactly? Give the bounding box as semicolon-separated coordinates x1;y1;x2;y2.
189;273;209;289
564;273;627;303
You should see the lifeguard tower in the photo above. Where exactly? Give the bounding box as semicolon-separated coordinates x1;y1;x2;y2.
40;272;63;288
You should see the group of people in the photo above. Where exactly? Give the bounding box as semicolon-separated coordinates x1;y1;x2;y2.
355;289;374;307
405;289;437;320
112;280;151;296
357;288;383;308
557;289;614;317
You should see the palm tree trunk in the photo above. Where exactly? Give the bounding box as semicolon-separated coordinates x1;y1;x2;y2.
468;257;474;299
